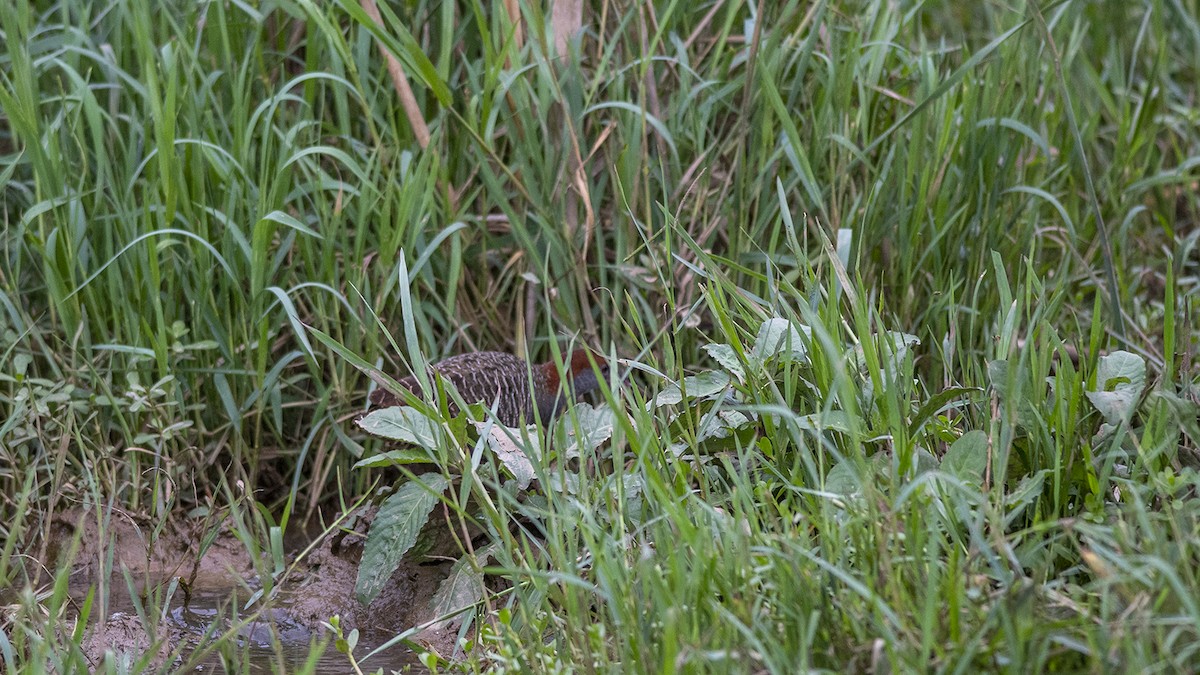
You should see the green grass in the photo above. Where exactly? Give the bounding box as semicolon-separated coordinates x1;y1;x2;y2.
2;0;1199;672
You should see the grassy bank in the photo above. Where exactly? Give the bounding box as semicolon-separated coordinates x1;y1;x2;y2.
2;0;1198;671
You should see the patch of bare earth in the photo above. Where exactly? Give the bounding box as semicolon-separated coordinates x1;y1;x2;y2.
47;506;462;667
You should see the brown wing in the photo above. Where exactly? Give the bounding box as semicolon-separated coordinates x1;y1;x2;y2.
366;352;544;426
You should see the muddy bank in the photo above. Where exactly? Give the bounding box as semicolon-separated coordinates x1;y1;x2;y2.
46;507;466;671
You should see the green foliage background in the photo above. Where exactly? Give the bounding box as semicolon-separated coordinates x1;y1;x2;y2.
1;0;1198;671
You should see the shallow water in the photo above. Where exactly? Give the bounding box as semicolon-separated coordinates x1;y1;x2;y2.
88;582;425;673
56;509;445;673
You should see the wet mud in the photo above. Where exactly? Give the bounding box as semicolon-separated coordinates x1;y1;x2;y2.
48;507;465;672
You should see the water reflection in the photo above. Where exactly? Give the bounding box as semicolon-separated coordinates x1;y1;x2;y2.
91;583;423;673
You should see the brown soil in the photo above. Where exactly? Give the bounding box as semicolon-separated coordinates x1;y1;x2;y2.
48;507;465;671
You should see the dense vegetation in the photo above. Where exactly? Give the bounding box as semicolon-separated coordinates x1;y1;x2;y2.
2;0;1198;671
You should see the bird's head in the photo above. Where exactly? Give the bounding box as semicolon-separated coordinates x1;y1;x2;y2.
540;348;609;395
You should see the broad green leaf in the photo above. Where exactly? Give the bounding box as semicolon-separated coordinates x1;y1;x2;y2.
654;387;684;407
987;359;1039;430
941;430;988;484
824;454;887;500
824;459;860;496
477;423;536;489
1085;350;1146;425
847;331;920;374
654;370;732;407
425;543;498;632
353;448;435;469
791;410;858;434
684;371;734;398
356;473;449;605
544;471;580;496
703;343;745;382
357;406;441;448
883;331;920;364
621;474;647;522
987;359;1015;399
912;448;939;476
13;354;31;378
750;317;810;365
563;403;616;458
695;409;753;444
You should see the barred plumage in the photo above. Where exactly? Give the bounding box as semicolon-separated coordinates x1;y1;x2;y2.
368;349;605;426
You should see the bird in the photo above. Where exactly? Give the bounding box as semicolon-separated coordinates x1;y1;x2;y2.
367;349;607;426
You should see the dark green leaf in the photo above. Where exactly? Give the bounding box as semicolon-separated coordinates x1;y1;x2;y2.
356;473;449;605
1085;350;1146;425
941;430;989;484
356;406;441;447
426;543;498;632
